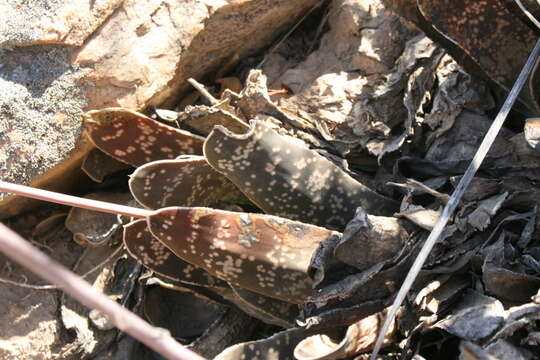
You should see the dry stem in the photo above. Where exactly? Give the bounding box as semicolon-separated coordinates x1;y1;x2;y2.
0;223;205;360
0;181;152;218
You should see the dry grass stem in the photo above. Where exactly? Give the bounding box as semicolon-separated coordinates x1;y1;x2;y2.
0;181;153;218
0;223;206;360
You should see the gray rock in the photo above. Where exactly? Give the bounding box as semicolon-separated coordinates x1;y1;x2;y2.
0;45;91;218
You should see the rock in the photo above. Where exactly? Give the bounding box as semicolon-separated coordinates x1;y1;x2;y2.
264;0;417;89
0;0;124;47
0;0;322;218
73;0;324;110
0;45;92;218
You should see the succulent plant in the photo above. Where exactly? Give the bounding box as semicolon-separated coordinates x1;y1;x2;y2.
204;120;398;229
81;103;402;325
2;3;540;357
78;60;540;359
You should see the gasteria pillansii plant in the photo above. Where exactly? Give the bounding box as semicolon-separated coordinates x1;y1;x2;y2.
82;102;405;317
78;64;540;360
75;63;540;359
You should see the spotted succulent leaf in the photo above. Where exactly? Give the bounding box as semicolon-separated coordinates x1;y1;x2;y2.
129;156;248;209
177;105;249;136
65;192;132;247
417;0;539;112
84;108;204;167
204;120;398;230
230;285;299;327
82;148;132;183
124;219;226;288
147;207;337;303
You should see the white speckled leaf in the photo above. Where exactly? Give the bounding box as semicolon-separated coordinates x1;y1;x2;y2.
81;148;132;183
84;108;204;167
123;219;226;288
204;120;398;230
129;156;248;209
147;207;337;303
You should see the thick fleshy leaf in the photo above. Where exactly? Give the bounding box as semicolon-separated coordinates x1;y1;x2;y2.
177;105;249;136
214;327;325;360
81;148;131;183
129;156;247;209
230;285;299;327
123;219;225;288
147;207;337;303
204;120;398;230
417;0;539;112
84;108;204;167
65;192;131;247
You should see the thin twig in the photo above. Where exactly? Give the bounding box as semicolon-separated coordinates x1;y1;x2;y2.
79;244;125;279
187;78;219;105
0;181;153;218
0;276;57;290
0;245;125;291
0;223;205;360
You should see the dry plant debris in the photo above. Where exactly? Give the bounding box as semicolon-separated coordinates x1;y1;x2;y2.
3;0;540;359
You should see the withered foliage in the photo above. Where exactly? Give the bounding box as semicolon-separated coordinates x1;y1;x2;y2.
61;1;540;359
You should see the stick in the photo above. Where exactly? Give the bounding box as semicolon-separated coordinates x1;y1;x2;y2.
515;0;540;30
188;78;219;106
370;37;540;359
0;223;205;360
0;180;153;218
